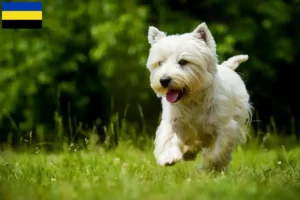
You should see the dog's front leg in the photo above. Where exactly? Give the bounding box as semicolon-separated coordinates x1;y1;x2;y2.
201;120;240;171
172;119;201;161
154;121;183;166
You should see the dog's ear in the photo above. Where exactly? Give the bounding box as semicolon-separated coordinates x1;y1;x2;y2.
148;26;166;45
192;22;216;54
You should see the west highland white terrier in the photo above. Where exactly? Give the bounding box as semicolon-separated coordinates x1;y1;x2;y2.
146;22;252;171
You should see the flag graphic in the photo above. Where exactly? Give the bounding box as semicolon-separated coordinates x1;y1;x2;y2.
2;2;42;29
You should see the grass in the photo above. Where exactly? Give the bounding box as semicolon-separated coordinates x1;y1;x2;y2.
1;138;300;200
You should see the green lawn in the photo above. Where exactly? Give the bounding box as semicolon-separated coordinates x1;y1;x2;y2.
1;141;300;200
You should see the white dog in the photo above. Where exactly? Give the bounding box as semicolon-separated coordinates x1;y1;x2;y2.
146;22;252;171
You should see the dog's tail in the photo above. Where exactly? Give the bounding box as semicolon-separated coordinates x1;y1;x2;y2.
221;54;249;71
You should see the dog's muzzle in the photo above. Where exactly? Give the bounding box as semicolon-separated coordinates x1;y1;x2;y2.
158;76;187;103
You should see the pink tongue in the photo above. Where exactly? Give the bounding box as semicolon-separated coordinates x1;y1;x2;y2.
166;91;179;103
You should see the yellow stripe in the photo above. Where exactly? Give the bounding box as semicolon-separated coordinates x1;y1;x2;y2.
2;11;42;20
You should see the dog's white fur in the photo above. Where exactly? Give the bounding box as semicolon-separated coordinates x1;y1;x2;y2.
146;22;252;171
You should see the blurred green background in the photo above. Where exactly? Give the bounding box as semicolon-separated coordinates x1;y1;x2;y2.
1;0;300;149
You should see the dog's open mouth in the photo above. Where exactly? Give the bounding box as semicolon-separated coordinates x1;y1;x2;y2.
166;89;184;103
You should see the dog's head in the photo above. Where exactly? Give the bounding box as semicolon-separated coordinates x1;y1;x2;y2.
146;23;218;103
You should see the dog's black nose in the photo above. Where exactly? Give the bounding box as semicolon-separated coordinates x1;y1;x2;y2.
160;77;171;88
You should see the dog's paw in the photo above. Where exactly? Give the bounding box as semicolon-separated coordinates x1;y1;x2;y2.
156;146;183;166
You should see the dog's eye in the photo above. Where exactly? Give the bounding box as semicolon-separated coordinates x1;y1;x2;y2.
178;60;188;66
158;61;163;66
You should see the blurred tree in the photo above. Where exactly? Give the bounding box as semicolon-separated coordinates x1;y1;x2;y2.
1;0;300;147
0;0;151;146
142;0;300;140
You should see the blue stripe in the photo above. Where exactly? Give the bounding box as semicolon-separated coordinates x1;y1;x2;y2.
2;2;42;11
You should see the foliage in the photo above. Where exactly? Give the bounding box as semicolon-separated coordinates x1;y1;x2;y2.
0;0;151;145
154;0;300;136
1;0;300;145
